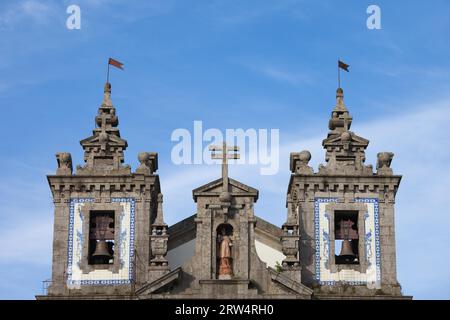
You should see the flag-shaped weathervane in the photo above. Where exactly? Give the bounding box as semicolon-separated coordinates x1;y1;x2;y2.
338;59;349;88
107;58;124;83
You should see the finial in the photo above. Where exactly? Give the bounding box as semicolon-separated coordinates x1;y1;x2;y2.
334;87;347;112
328;87;352;132
102;82;113;107
154;193;166;225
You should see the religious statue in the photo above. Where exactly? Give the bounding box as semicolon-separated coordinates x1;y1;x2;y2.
218;226;233;278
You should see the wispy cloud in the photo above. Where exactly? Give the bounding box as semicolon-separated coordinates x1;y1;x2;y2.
241;62;315;86
0;0;59;29
0;217;52;265
199;0;306;26
364;61;450;80
0;0;175;31
71;0;175;23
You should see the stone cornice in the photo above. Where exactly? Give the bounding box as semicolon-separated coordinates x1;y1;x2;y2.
47;174;160;195
287;174;402;195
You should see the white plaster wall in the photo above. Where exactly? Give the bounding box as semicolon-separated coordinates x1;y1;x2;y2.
166;239;196;268
255;240;285;269
167;238;285;270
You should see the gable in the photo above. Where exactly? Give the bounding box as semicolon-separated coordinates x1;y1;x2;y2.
192;177;259;201
322;131;369;147
80;132;127;148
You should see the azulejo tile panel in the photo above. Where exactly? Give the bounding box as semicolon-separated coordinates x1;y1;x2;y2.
66;198;135;286
314;198;381;288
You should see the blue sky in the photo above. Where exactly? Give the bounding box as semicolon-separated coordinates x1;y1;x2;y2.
0;0;449;299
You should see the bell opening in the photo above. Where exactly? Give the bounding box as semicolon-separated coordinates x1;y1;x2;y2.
88;211;115;265
334;211;359;265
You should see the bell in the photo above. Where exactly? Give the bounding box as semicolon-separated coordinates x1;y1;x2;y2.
339;239;355;261
92;240;111;259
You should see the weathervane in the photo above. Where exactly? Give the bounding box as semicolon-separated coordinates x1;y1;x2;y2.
338;59;350;88
106;57;124;84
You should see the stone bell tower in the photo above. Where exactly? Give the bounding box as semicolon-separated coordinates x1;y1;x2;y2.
44;82;169;298
285;87;406;298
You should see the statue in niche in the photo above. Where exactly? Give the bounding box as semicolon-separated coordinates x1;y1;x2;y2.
218;226;233;279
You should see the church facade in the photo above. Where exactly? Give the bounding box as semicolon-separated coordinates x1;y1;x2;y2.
37;82;409;299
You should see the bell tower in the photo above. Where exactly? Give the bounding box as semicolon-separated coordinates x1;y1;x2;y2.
45;82;169;298
285;87;405;298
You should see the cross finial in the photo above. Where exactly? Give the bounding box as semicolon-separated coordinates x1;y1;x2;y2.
209;142;240;194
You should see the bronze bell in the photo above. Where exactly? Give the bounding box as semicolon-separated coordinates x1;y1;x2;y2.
339;239;355;260
92;240;111;259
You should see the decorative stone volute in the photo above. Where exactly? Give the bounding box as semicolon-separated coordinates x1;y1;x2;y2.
55;152;73;175
290;150;314;174
136;152;158;175
377;152;394;175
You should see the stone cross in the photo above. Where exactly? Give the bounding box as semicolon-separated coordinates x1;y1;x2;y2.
209;142;240;192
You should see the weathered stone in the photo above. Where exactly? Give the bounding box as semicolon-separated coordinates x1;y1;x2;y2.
37;84;409;300
41;83;169;299
285;88;409;299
